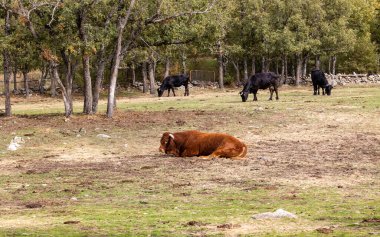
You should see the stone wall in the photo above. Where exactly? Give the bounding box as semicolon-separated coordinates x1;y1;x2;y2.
301;73;380;86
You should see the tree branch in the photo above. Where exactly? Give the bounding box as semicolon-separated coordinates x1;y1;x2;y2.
46;0;62;27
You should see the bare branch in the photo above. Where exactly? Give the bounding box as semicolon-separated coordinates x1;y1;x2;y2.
47;0;62;27
119;0;136;29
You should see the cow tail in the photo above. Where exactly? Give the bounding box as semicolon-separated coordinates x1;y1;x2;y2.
238;145;247;158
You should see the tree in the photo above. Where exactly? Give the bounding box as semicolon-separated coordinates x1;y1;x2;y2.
2;8;11;116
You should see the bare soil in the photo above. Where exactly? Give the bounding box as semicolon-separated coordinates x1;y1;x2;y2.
0;87;379;235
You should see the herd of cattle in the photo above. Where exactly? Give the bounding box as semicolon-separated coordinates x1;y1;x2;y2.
158;69;334;160
158;69;334;100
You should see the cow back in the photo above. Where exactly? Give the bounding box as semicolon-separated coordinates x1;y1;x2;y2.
250;72;279;90
311;69;328;86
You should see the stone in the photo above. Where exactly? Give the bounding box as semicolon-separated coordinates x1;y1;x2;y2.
96;134;111;139
252;209;297;219
7;136;25;151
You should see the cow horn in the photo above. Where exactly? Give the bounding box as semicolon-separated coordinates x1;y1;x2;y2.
169;134;174;140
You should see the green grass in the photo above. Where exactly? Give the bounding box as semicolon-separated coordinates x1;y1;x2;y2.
0;85;379;236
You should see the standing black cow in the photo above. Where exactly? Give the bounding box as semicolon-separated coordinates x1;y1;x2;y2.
239;72;280;102
311;69;333;96
157;74;190;97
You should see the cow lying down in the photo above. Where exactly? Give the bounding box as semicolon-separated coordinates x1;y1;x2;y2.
159;130;247;160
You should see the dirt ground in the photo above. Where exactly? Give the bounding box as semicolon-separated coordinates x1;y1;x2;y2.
0;86;379;236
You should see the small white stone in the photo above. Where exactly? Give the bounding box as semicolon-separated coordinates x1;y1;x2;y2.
96;134;111;139
252;209;297;219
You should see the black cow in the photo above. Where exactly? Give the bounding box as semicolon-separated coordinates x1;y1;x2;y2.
239;72;280;102
311;69;332;96
157;74;190;97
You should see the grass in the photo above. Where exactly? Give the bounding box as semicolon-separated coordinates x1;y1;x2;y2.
0;85;379;236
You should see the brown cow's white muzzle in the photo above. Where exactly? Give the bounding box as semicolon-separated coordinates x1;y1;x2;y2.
159;147;165;153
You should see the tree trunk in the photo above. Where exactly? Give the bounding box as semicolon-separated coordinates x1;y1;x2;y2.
3;10;11;116
52;63;73;117
284;55;288;84
251;56;256;75
22;70;30;97
328;56;332;74
280;56;285;84
106;0;136;118
142;61;148;93
60;51;78;117
92;45;106;113
275;60;279;74
265;58;271;72
92;2;115;114
107;28;124;117
261;56;266;73
82;55;93;114
3;59;11;116
332;55;337;75
243;57;248;81
302;55;308;78
164;58;170;79
39;64;48;94
131;62;136;85
78;8;93;114
295;54;302;86
232;61;240;85
181;52;187;75
51;72;57;97
148;59;156;94
12;63;17;93
315;55;320;70
217;41;224;89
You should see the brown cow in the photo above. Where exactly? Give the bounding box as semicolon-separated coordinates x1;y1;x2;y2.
159;130;247;160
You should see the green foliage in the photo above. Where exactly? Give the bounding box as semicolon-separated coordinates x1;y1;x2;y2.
1;0;379;92
338;33;379;73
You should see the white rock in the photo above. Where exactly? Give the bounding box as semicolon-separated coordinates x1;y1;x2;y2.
8;143;20;151
96;134;111;139
252;209;297;219
7;136;25;151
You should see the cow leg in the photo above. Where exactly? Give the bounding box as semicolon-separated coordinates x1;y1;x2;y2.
275;88;279;100
253;89;258;101
322;88;325;95
167;89;170;97
172;88;176;96
269;88;274;100
184;85;189;96
313;84;317;95
317;86;320;95
210;146;244;159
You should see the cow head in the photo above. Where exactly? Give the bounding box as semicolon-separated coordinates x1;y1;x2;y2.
240;91;249;102
157;88;164;97
325;84;333;96
159;132;178;156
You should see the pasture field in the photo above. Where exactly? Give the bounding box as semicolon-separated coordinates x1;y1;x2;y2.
0;85;379;236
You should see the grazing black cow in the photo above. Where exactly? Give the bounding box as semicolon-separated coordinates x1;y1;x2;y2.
157;74;190;97
311;69;333;96
239;72;280;102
